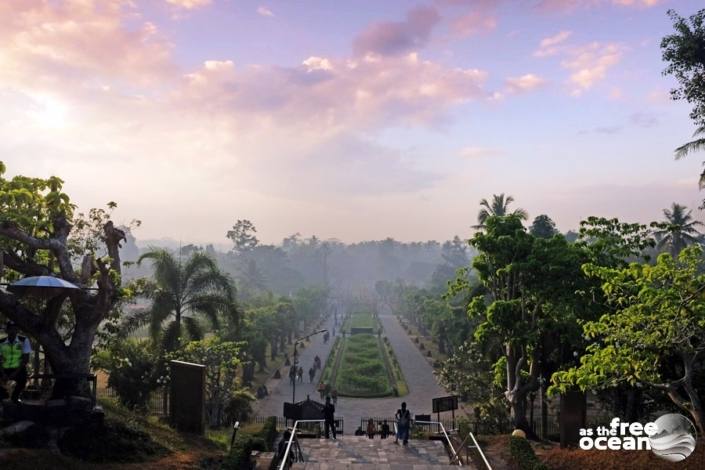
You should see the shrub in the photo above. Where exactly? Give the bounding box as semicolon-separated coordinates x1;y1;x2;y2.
259;416;279;450
58;418;165;462
222;435;266;470
509;436;548;470
93;339;160;410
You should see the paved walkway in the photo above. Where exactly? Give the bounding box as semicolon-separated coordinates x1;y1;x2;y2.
254;314;448;431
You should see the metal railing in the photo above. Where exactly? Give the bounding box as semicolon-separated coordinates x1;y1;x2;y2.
453;430;492;470
278;419;325;470
414;420;462;466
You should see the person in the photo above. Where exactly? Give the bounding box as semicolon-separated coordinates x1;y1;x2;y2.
331;388;338;405
318;382;326;399
289;365;297;386
297;366;304;384
314;355;321;370
366;418;375;439
354;426;364;436
323;395;336;439
0;321;32;403
308;367;315;383
380;420;390;439
395;402;411;445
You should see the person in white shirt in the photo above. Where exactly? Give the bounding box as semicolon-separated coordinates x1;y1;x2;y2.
0;321;32;403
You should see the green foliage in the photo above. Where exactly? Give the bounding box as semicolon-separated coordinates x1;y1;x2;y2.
508;436;548;470
475;193;528;228
651;203;704;257
661;8;705;128
137;248;236;352
93;339;161;410
529;214;558;239
222;434;266;470
58;417;166;463
227;219;259;253
336;334;394;396
576;216;654;267
169;336;248;426
552;246;705;392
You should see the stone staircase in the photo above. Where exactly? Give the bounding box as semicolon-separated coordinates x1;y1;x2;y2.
290;435;463;469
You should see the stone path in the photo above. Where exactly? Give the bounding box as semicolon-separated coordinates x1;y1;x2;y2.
254;314;448;431
289;435;459;469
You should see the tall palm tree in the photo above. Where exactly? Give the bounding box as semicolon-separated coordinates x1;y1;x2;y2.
675;125;705;189
138;248;236;352
653;203;704;257
475;193;528;229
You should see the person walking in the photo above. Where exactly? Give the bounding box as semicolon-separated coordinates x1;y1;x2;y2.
395;402;411;445
297;366;304;384
0;321;31;403
380;420;390;439
331;388;338;405
289;365;297;386
323;396;336;439
308;367;315;383
366;418;376;439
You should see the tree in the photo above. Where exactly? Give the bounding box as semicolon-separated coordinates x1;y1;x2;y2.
529;214;558;239
475;193;528;229
0;163;126;396
227;219;259;253
552;246;705;434
461;215;588;433
652;203;704;257
137;249;235;352
662;9;705;195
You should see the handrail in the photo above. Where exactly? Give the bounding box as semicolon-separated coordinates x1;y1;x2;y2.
278;419;325;470
468;431;492;470
413;420;462;466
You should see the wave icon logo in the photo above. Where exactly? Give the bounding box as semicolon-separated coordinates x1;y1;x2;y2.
648;413;697;462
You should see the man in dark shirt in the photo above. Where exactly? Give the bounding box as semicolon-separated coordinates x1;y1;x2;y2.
323;395;336;439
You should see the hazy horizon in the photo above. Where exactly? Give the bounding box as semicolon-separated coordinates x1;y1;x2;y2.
3;0;704;244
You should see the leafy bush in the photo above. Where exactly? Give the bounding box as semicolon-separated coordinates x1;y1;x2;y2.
93;339;161;410
509;436;548;470
222;435;266;470
259;416;279;450
58;418;165;462
225;389;256;424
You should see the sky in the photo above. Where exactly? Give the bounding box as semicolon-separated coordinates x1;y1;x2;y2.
1;0;704;245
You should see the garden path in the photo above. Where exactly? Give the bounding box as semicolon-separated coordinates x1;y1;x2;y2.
253;314;448;432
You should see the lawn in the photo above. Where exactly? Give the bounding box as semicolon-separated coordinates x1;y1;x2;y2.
336;334;394;397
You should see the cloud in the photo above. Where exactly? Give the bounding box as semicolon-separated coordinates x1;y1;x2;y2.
178;53;488;130
459;147;503;158
561;42;623;95
537;0;661;12
353;6;440;57
257;6;274;17
534;30;572;57
630;111;658;128
451;10;497;37
166;0;211;10
504;74;546;94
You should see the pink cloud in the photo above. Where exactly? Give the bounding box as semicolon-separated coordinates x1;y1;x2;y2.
504;74;546;94
353;6;441;57
537;0;661;12
451;10;497;37
166;0;211;9
534;30;572;57
561;42;623;95
257;6;274;17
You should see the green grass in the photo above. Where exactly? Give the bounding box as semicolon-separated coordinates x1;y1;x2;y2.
335;334;393;397
348;312;376;330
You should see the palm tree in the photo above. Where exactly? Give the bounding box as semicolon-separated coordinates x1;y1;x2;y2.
675;125;705;189
652;203;704;257
138;248;236;352
475;193;528;229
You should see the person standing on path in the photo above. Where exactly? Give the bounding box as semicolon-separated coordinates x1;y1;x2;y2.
395;402;411;445
323;396;336;439
308;366;315;383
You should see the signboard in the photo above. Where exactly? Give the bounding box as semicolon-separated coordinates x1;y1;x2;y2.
432;395;458;413
169;360;206;434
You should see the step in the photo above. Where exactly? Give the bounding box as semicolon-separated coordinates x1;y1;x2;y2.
291;464;459;469
292;436;457;467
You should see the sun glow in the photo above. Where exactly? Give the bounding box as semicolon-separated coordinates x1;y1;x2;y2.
29;95;69;129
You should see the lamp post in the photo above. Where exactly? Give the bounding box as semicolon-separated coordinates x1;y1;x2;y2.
292;329;327;404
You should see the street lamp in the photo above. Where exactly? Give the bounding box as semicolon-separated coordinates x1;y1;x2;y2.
292;329;327;404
